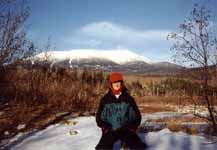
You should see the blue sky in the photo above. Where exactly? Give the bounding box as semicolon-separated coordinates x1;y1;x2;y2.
26;0;217;62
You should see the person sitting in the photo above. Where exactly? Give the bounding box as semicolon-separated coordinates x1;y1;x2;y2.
95;72;147;150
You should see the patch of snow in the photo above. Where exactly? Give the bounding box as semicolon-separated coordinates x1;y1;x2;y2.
6;115;217;150
8;117;101;150
145;128;216;150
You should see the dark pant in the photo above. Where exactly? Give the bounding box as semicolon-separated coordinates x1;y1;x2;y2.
95;129;146;150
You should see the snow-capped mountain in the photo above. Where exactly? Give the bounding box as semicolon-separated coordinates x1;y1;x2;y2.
34;49;151;65
29;49;184;74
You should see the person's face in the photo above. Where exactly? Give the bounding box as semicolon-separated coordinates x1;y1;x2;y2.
112;82;121;90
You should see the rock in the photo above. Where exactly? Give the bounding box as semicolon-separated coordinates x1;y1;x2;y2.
4;131;9;135
0;111;4;116
17;124;26;130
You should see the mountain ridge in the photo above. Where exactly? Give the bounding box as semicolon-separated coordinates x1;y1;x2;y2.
34;49;152;65
29;49;184;74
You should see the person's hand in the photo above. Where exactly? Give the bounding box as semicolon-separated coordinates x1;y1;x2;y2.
102;127;111;134
117;126;137;133
129;128;137;133
113;127;126;136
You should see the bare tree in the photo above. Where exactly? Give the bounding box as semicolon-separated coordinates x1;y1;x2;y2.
214;38;217;86
0;0;35;68
168;3;217;134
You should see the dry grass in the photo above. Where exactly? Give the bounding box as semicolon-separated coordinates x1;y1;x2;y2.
135;96;193;107
125;74;170;85
145;115;208;135
0;67;105;141
139;105;175;114
0;67;216;142
167;123;200;135
0;104;49;139
147;115;207;123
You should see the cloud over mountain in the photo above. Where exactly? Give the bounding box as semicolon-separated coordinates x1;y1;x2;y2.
79;21;171;42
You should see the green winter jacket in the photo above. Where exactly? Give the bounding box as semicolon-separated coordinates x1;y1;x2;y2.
96;87;141;130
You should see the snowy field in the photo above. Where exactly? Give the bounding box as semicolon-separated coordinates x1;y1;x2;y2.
4;114;217;150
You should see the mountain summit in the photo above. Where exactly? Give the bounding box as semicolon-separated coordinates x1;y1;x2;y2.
31;49;183;74
34;49;152;65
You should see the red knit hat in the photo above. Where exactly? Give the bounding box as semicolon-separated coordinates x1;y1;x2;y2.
109;72;124;95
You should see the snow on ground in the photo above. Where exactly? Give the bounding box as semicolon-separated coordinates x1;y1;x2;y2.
141;112;211;133
6;114;217;150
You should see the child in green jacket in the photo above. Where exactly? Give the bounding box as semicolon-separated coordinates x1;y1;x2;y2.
95;72;146;150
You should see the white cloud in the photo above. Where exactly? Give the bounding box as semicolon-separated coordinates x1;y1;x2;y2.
61;21;174;62
79;21;171;42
